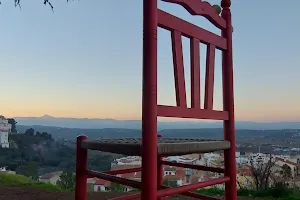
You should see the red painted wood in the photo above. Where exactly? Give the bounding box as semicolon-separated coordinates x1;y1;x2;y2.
141;0;158;199
161;160;225;173
221;0;237;200
75;1;237;199
86;170;141;189
158;10;227;50
157;105;228;120
103;167;141;175
204;44;216;110
87;167;142;178
75;136;88;200
171;30;187;107
110;189;222;200
190;38;201;109
161;0;226;30
156;177;230;198
161;186;223;200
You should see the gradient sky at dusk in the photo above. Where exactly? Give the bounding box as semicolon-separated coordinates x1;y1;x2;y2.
0;0;299;121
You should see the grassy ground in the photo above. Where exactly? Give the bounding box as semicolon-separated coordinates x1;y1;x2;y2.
0;173;63;191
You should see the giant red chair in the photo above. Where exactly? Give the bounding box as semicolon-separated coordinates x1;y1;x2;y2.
75;0;236;199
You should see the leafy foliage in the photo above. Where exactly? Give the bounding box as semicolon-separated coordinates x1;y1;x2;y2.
110;183;125;192
163;179;178;188
280;164;292;181
7;118;17;133
0;128;120;179
56;170;75;191
195;184;300;199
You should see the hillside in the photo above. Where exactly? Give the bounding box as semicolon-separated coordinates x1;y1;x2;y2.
14;115;300;130
0;173;62;191
16;125;300;143
0;129;120;178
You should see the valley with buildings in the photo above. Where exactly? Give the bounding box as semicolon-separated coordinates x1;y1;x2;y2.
0;115;300;199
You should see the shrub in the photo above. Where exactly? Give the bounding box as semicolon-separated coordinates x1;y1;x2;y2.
195;187;224;195
268;182;292;198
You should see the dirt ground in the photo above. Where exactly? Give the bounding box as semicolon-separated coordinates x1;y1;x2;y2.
0;187;261;200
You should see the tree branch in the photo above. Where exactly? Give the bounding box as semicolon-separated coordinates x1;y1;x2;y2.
0;0;77;11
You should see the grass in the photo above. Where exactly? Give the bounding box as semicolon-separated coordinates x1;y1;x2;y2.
0;173;64;192
195;183;300;200
1;173;299;199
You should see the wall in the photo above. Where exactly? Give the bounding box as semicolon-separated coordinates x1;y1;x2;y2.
39;175;60;185
93;184;106;192
0;132;9;148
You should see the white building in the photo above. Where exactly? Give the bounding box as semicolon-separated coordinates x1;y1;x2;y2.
112;156;141;166
0;167;16;174
164;156;197;164
38;171;63;185
0;116;11;148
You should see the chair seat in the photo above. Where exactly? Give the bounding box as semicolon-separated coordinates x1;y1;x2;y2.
81;138;230;156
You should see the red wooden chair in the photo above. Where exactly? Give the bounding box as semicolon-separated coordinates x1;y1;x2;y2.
75;0;236;199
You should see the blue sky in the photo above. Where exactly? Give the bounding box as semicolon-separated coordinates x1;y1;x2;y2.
0;0;299;121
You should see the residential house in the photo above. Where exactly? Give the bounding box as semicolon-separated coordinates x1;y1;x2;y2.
0;167;16;175
237;168;255;189
189;171;224;190
275;157;300;178
164;167;176;176
86;177;98;191
38;171;63;185
93;179;111;192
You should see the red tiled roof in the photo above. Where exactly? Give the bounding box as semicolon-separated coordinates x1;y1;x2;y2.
276;158;300;166
238;168;252;176
189;174;202;184
94;179;111;187
164;166;176;171
110;165;140;171
164;175;183;181
39;171;62;179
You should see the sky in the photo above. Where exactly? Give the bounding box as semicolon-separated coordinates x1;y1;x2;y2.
0;0;299;122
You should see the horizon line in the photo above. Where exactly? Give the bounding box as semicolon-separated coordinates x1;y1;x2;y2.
9;114;300;123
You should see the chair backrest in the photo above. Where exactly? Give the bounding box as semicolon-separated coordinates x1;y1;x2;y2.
156;0;232;121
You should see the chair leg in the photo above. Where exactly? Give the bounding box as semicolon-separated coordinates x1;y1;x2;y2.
224;148;237;200
75;135;88;200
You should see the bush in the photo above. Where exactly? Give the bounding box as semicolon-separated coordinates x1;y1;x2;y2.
195;187;224;195
268;182;292;198
279;194;300;200
0;173;35;186
194;183;299;199
237;188;255;196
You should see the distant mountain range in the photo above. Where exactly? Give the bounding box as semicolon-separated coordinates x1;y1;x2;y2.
13;114;300;130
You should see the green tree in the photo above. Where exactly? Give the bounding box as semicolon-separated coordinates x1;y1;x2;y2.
163;179;178;187
25;128;35;136
110;182;125;192
7;118;17;133
36;131;41;137
19;161;38;179
281;164;292;182
57;170;75;191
